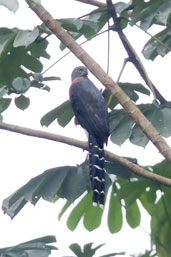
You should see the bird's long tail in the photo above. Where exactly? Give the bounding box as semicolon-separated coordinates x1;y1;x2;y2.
88;134;105;208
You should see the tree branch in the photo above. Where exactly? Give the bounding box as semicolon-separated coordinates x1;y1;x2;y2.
106;0;167;104
75;0;105;7
0;121;171;187
25;0;171;161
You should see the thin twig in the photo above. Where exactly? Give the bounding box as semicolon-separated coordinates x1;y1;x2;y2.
107;13;110;74
43;28;109;75
1;121;171;187
116;58;128;83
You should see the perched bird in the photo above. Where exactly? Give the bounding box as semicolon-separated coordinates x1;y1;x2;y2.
69;66;109;208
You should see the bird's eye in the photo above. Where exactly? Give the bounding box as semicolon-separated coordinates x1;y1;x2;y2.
77;68;82;73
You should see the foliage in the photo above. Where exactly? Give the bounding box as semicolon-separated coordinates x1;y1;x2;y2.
3;158;171;256
0;0;171;257
68;242;124;257
0;236;57;257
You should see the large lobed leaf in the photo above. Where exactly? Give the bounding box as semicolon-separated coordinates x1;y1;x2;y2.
3;154;171;235
0;235;57;257
0;26;51;115
2;156;138;231
142;28;171;60
69;242;124;257
2;162;90;219
57;7;109;50
130;0;171;31
103;82;150;110
107;184;123;233
40;100;73;128
0;0;19;13
143;160;171;257
110;102;171;147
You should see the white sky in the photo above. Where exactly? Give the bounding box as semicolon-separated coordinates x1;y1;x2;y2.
0;0;170;256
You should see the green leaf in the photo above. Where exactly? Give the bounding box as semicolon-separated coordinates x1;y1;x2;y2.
105;158;136;179
84;243;104;257
119;82;150;96
110;110;134;145
83;201;103;231
118;180;150;205
40;100;74;127
139;189;156;215
0;235;57;257
15;95;30;110
67;192;91;231
42;76;61;81
58;162;90;202
13;27;39;47
69;242;104;257
130;0;171;31
167;12;171;26
125;200;141;228
130;104;163;147
156;222;171;257
109;102;171;147
0;97;11;113
28;36;50;59
150;197;171;257
58;200;72;221
0;28;49;90
0;86;8;97
58;7;108;50
12;77;31;93
152;159;171;178
2;163;90;219
142;28;171;60
69;243;82;257
0;0;19;13
100;252;126;257
103;82;150;110
115;1;132;14
22;52;43;72
58;18;83;32
0;28;16;58
107;185;123;233
160;106;171;137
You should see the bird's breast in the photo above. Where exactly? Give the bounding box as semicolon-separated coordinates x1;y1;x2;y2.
69;77;85;97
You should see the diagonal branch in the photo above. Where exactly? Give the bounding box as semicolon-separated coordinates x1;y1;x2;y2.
26;0;171;161
76;0;106;7
106;0;167;104
75;0;105;7
0;121;171;187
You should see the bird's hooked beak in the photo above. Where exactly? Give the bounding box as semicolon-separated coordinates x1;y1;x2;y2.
82;70;88;77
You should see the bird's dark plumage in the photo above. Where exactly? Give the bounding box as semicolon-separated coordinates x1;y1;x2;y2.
69;66;109;207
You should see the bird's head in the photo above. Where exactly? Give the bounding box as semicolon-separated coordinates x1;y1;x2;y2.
71;66;88;80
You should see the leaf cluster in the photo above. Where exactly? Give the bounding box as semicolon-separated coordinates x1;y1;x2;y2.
3;156;171;256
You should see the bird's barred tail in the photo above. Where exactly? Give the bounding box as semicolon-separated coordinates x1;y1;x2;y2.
88;134;105;208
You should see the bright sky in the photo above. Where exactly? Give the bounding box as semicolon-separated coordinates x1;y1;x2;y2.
0;0;170;256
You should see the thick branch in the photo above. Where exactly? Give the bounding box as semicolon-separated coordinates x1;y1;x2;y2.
25;1;171;161
75;0;105;7
0;121;171;187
